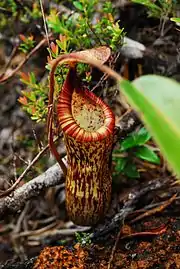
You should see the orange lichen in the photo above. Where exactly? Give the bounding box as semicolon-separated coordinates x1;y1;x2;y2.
33;244;87;269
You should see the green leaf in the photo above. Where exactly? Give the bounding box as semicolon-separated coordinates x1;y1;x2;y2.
119;75;180;176
135;146;160;164
131;0;161;11
170;17;180;23
56;39;64;50
124;162;140;178
31;115;39;120
120;135;137;151
115;158;127;172
73;1;84;11
136;127;151;143
27;92;36;102
29;72;36;84
120;127;151;151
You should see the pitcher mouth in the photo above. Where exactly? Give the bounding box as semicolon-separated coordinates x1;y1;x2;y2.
57;68;115;142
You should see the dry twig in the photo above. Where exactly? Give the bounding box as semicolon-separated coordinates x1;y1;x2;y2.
120;224;167;240
0;144;49;198
0;37;49;83
107;228;122;269
130;193;177;224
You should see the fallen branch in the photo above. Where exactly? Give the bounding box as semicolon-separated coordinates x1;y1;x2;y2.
0;163;64;218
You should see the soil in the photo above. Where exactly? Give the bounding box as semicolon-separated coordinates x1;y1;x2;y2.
0;1;180;269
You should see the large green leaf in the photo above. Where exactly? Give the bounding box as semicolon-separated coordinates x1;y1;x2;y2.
119;75;180;176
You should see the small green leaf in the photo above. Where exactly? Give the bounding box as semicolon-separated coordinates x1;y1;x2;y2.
73;1;84;11
120;135;137;151
131;0;161;11
120;127;151;151
115;158;127;172
136;127;151;145
170;17;180;23
29;72;36;84
135;146;160;164
27;92;36;102
124;162;140;178
56;39;64;50
37;98;44;107
31;115;39;120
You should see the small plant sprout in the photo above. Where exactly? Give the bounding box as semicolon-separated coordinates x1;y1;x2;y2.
19;34;35;54
75;232;91;245
18;72;48;122
113;127;160;178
